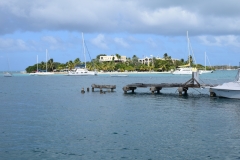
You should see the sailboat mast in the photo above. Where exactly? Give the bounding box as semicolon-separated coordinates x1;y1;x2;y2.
205;52;206;71
37;55;38;72
187;31;191;66
46;49;47;72
82;33;86;68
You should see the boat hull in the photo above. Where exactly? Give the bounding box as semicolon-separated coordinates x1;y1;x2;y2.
209;88;240;99
199;70;213;74
68;72;97;76
34;72;54;76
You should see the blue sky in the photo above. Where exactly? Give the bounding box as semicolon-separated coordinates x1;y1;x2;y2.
1;0;240;71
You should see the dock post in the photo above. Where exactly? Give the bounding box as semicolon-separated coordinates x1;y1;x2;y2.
111;88;114;92
81;88;85;94
92;87;94;92
87;87;89;92
210;92;216;97
100;87;103;94
183;87;188;95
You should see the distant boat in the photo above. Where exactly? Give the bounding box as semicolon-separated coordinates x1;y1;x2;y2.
68;33;97;76
209;68;240;99
34;50;54;76
4;72;12;77
199;52;213;74
4;53;12;77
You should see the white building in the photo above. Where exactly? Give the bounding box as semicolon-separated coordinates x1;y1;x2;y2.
138;56;179;66
99;55;127;62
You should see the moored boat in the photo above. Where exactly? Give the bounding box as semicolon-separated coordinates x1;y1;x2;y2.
209;68;240;99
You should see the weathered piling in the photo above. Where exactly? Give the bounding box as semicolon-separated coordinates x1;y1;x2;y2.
87;87;89;92
91;84;116;92
81;88;85;94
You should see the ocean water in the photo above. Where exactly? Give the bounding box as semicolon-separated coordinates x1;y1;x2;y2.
1;70;240;159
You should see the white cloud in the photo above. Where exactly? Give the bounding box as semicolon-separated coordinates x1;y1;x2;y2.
91;34;108;49
1;0;240;36
114;38;129;48
199;35;240;47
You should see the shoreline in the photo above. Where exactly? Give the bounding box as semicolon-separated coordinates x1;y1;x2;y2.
21;71;172;75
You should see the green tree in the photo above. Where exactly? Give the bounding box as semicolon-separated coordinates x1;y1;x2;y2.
74;58;81;66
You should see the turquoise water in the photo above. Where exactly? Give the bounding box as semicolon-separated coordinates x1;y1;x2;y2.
1;70;240;159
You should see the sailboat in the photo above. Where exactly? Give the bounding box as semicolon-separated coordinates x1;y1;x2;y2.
68;33;97;76
172;31;199;75
35;49;54;76
4;53;12;77
199;52;213;74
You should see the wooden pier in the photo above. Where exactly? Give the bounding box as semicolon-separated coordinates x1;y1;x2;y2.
91;84;116;92
122;72;215;95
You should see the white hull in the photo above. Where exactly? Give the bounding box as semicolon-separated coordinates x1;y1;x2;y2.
209;88;240;99
4;72;12;77
199;70;213;74
172;67;201;75
68;69;97;76
209;69;240;99
172;70;192;75
34;72;54;76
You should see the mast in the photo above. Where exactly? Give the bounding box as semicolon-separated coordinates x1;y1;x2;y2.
46;49;47;72
82;33;86;68
37;55;38;72
205;52;206;71
187;31;191;67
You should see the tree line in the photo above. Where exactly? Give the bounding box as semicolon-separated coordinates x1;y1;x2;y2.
25;53;211;73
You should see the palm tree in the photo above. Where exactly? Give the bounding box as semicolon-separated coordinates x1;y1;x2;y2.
115;53;121;61
74;58;81;67
67;61;74;70
47;58;54;71
40;61;45;71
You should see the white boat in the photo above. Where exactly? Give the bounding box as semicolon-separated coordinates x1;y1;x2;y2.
68;33;97;76
172;64;196;75
4;72;12;77
199;52;213;74
4;53;12;77
172;31;199;75
34;50;54;76
209;68;240;99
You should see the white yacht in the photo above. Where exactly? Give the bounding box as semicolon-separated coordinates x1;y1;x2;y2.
4;72;12;77
68;33;97;76
209;68;240;99
68;68;97;76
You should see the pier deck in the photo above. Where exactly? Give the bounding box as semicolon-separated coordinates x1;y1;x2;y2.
122;72;216;95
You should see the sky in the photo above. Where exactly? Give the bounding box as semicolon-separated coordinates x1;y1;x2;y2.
1;0;240;71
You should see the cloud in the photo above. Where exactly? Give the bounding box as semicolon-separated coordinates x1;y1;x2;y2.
114;37;129;48
91;34;108;49
0;38;28;51
199;35;240;47
1;0;240;36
